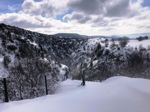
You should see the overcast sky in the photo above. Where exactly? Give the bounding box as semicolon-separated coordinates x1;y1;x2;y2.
0;0;150;36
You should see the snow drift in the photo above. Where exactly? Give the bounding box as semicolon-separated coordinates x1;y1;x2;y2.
0;76;150;112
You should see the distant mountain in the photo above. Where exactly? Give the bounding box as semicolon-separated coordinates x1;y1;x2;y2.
54;33;89;39
90;35;110;38
92;33;150;39
54;33;150;39
114;33;150;38
54;33;122;39
110;35;122;38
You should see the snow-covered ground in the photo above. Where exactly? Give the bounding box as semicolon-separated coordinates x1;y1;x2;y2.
128;39;150;48
86;38;150;50
1;76;150;112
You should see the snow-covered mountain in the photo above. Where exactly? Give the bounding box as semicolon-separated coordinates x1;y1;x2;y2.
0;23;68;102
1;23;150;82
0;23;150;103
0;24;85;66
69;37;150;81
54;33;89;39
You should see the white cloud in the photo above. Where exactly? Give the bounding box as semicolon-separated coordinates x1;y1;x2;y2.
22;0;70;17
63;12;92;24
0;0;149;36
0;12;53;28
68;0;139;18
8;5;20;12
0;12;76;34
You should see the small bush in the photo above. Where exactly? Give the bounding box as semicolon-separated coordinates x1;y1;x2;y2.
7;45;17;51
119;37;129;48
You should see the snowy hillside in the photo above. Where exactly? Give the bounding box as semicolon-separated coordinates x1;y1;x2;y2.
1;76;150;112
128;39;150;48
0;23;84;66
0;23;68;102
0;23;150;103
70;36;150;81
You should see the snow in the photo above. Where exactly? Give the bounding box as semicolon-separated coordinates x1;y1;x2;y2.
0;54;14;78
1;76;150;112
87;38;105;48
30;41;38;46
9;54;15;63
0;57;8;78
59;64;68;76
0;39;5;78
128;39;150;48
21;36;25;40
93;60;98;66
78;38;106;54
43;57;49;62
0;57;3;62
0;56;7;78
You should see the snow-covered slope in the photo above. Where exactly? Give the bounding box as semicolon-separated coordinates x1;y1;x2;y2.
0;23;68;101
128;39;150;48
0;23;84;66
1;76;150;112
